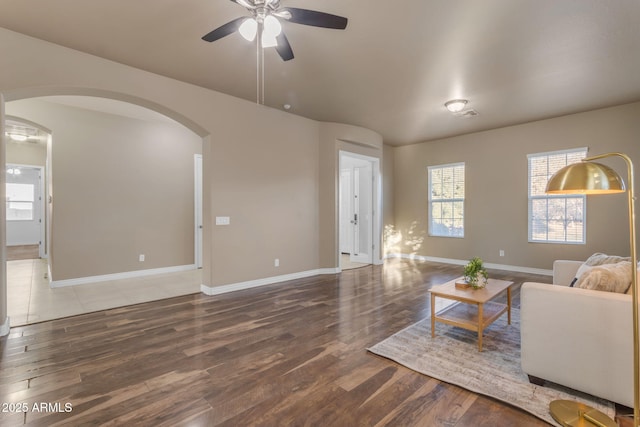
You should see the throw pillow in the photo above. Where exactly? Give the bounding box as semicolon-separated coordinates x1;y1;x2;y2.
570;253;631;287
570;263;594;287
584;252;631;266
574;261;632;294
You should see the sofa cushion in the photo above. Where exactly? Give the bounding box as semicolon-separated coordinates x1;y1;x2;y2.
574;261;632;293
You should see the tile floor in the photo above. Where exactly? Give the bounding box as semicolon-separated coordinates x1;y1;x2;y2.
340;253;371;270
7;258;202;326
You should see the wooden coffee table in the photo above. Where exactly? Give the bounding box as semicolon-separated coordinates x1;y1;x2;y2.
429;277;514;351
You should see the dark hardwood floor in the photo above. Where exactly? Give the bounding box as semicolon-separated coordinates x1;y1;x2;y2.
0;259;620;426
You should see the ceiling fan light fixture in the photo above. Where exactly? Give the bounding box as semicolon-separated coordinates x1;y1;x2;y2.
261;32;278;47
239;17;258;41
263;15;282;38
445;99;468;113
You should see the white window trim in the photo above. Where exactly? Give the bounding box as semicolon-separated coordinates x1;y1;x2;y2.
526;147;588;159
527;147;588;244
428;162;465;238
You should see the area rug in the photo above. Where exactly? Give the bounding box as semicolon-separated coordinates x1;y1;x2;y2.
367;308;615;426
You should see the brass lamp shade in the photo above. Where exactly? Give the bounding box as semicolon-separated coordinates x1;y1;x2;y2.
546;161;626;194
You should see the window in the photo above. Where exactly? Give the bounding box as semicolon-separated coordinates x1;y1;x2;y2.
428;162;465;237
6;183;35;221
528;148;588;243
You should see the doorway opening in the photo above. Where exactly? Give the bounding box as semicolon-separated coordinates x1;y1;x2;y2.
6;164;46;260
338;151;381;270
4;116;50;262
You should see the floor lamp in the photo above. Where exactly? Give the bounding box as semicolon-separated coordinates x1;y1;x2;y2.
545;152;637;427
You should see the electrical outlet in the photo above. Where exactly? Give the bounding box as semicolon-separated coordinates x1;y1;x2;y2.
499;250;505;257
274;258;279;267
139;254;145;262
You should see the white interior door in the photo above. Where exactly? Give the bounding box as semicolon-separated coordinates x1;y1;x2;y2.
350;162;373;264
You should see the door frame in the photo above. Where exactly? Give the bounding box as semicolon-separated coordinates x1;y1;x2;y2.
338;151;382;268
194;154;203;269
1;93;7;337
339;168;353;254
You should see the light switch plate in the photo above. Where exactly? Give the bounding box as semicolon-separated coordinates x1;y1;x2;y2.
216;216;230;225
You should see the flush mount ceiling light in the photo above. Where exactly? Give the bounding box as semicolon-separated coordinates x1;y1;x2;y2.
445;99;468;113
7;133;29;142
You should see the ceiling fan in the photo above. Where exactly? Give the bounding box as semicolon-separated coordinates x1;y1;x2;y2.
202;0;348;61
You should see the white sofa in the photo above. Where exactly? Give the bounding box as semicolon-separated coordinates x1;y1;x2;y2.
520;259;633;407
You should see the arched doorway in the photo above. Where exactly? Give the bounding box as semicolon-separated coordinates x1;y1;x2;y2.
1;90;210;330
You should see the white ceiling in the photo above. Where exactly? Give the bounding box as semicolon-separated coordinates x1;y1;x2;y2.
0;0;639;146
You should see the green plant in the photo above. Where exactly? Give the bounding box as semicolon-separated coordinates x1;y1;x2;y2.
463;257;488;289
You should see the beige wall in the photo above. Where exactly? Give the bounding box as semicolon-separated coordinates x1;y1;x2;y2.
392;102;640;270
382;144;395;256
208;107;322;285
6;98;202;280
0;27;382;303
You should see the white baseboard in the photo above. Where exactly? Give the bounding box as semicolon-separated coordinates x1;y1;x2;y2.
0;316;10;336
50;264;197;288
385;253;553;276
200;253;553;297
201;268;341;296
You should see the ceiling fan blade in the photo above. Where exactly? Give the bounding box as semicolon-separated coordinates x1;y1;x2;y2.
275;32;294;61
230;0;255;9
282;7;348;29
202;17;246;42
